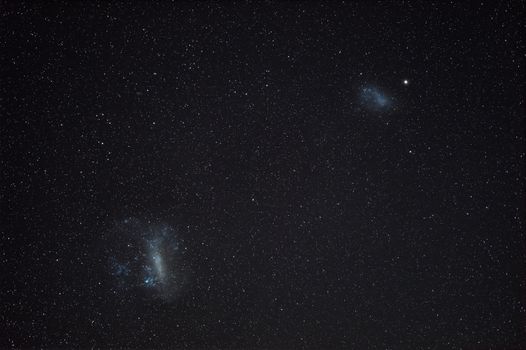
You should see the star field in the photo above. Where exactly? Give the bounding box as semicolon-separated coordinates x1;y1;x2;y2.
2;1;525;349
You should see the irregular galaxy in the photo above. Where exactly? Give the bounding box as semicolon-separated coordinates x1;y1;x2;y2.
106;218;187;301
359;85;393;112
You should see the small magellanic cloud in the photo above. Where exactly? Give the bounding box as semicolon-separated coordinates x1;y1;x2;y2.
359;85;394;112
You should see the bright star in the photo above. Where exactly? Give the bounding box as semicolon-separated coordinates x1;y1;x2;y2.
403;79;409;85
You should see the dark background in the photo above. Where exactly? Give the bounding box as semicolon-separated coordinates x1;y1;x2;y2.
1;1;525;349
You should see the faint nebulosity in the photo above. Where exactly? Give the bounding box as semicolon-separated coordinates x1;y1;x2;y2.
2;1;525;349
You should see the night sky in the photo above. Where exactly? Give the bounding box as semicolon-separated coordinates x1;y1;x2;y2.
2;1;525;349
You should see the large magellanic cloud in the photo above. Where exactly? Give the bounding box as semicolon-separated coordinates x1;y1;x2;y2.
105;218;189;301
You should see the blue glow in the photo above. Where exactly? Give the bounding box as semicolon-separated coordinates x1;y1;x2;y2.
110;258;130;277
143;265;158;287
359;86;393;111
144;276;156;287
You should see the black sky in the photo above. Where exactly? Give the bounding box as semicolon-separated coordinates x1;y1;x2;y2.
2;1;525;349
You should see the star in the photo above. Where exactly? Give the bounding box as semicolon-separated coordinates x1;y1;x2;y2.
403;79;409;85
